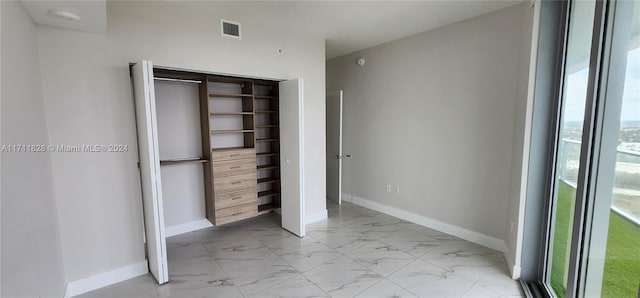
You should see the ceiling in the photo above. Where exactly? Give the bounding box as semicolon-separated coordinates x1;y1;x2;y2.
20;0;524;59
176;1;525;59
20;0;107;33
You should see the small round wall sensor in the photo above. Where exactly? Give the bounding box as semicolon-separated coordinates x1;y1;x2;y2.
357;58;366;66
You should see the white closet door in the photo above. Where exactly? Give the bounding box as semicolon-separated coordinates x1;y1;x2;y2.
279;78;305;237
132;60;168;284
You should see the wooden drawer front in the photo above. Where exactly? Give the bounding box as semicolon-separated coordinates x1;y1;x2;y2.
214;173;257;194
215;188;257;209
212;148;256;162
215;203;258;225
213;159;256;177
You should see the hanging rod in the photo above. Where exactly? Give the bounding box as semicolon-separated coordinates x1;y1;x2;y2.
154;77;202;84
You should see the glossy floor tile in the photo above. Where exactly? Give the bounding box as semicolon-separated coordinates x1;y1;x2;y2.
78;200;522;298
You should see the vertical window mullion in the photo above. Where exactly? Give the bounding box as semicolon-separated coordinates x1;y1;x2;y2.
566;1;609;297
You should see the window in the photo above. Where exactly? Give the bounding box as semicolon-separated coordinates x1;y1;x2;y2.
522;0;640;297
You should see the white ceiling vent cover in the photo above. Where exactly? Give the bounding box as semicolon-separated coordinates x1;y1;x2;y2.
221;19;241;39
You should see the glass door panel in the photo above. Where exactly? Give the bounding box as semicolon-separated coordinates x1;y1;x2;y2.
547;1;596;297
585;1;640;297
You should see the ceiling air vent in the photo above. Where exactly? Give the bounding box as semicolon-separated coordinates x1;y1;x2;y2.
221;19;241;39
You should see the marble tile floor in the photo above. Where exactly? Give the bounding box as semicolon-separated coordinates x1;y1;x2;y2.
78;200;523;298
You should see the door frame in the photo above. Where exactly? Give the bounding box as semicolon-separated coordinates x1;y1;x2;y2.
326;90;344;205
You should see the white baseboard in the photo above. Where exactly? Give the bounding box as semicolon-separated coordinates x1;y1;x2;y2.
305;209;328;224
165;219;213;238
64;261;148;298
341;192;353;203
343;193;507;252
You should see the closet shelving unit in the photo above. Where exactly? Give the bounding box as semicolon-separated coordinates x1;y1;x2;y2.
207;76;255;149
151;68;282;226
253;80;281;214
205;76;259;225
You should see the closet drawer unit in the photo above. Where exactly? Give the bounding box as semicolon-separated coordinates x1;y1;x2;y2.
212;148;256;162
215;203;258;225
213;172;257;194
215;188;257;209
212;159;256;178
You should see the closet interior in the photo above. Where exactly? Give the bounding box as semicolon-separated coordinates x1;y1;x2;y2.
153;68;282;227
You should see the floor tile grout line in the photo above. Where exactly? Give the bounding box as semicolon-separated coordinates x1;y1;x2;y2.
349;276;387;298
383;277;422;298
307;202;392;297
246;228;333;297
331;204;411;297
208;230;251;298
277;226;365;296
374;228;443;258
337;240;417;297
305;225;379;255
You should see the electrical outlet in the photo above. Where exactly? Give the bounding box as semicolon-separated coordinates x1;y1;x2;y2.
394;186;400;194
385;184;392;193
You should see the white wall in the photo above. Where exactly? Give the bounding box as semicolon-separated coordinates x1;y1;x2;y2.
36;1;326;283
155;81;206;228
327;3;533;249
1;1;67;296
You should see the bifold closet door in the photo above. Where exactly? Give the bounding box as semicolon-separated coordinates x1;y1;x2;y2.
279;79;305;237
132;60;169;284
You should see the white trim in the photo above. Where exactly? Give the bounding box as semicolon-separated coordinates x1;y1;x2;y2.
338;90;344;205
504;246;522;279
64;261;148;298
512;0;542;279
164;219;213;238
343;193;507;252
341;192;353;203
305;209;328;225
298;78;306;237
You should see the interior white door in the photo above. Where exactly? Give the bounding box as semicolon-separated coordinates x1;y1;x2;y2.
132;60;168;284
326;90;343;204
279;78;305;237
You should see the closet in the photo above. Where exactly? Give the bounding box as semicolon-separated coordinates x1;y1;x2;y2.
131;60;305;285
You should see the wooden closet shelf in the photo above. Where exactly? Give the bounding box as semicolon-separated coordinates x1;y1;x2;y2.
160;158;208;166
258;178;280;184
257;153;279;157
207;77;254;86
211;146;254;152
211;129;254;134
255;110;278;114
257;164;279;170
209;93;253;98
210;112;253;115
256;138;278;142
254;95;276;99
258;203;277;214
258;190;280;198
